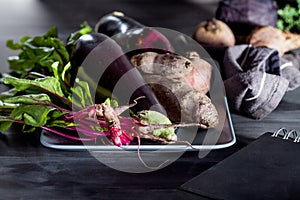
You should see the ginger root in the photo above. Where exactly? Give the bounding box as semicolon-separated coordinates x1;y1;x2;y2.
247;26;300;56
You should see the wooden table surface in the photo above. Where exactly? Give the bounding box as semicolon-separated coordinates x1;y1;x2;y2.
0;0;298;199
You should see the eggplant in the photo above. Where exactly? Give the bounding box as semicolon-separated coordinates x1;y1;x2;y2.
95;11;144;36
95;11;173;55
70;32;166;113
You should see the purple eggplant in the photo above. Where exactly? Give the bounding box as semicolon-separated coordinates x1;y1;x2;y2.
95;11;144;37
70;32;165;113
95;12;173;54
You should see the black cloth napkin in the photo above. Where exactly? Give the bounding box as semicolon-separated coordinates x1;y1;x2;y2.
204;45;300;120
223;45;290;119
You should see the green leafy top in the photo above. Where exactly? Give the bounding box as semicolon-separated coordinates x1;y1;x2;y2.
6;27;69;76
0;23;94;132
66;21;93;48
277;0;300;32
0;75;94;132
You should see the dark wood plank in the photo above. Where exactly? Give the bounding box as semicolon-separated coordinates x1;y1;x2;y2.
0;119;243;199
0;129;242;199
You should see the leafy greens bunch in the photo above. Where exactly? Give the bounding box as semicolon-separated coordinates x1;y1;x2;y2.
277;0;300;32
0;22;95;135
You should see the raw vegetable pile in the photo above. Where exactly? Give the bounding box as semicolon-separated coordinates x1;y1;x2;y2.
0;22;180;147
